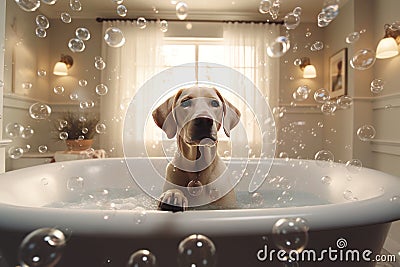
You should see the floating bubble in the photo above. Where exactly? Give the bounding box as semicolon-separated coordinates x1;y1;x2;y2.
336;95;353;109
278;152;289;161
293;6;302;16
272;217;309;253
15;0;40;12
311;41;324;51
96;123;107;134
314;149;334;166
68;38;85;53
21;126;34;139
251;192;264;207
94;57;106;70
160;20;169;33
176;2;188;20
314;88;330;103
67;176;84;192
18;228;66;267
22;144;31;153
112;0;123;4
60;12;72;23
38;145;48;153
75;27;91;41
178;234;217;267
6;123;24;138
133;207;146;224
59;132;68;140
370;78;385;94
284;12;300;30
136;17;147;29
322;0;339;22
37;69;47;77
350;49;376;70
267;36;290;58
104;27;126;48
343;190;354;200
41;0;57;4
345;31;360;43
35;27;47;38
187;180;203;196
293;58;302;66
59;120;68;128
53;85;65;95
293;85;310;101
357;124;376;141
116;5;127;17
321;176;332;185
29;102;52;120
317;12;330;27
36;15;49;29
69;0;82;11
321;100;337;115
345;159;362;173
22;82;33;90
69;92;79;100
8;147;24;159
127;249;157;267
78;79;87;87
259;0;272;14
95;84;109;95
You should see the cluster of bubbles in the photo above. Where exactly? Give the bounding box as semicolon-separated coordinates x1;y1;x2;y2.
111;0;128;17
317;0;339;27
35;14;49;38
176;2;189;20
283;7;302;30
258;0;281;20
68;27;91;53
345;29;366;44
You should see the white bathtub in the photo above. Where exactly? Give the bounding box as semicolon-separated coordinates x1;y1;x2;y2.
0;157;399;266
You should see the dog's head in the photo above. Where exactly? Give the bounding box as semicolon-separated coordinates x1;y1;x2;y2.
152;87;241;146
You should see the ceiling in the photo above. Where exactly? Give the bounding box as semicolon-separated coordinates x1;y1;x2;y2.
37;0;347;23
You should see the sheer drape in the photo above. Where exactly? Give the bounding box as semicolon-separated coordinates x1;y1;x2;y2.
99;21;164;156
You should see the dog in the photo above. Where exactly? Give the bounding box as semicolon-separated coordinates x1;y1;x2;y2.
152;86;241;212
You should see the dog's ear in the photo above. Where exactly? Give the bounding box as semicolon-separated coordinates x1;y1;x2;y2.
152;90;183;139
215;89;241;137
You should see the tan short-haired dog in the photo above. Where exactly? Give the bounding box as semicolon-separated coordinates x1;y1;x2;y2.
152;86;241;211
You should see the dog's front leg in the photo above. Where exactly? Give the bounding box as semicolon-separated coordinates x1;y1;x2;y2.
158;189;188;212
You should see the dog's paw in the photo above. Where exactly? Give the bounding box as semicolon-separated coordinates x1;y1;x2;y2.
158;189;188;212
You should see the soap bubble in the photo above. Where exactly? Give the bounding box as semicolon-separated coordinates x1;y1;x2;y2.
38;145;48;153
160;20;169;33
284;12;300;30
176;2;188;20
78;79;87;87
272;217;309;253
69;0;82;11
178;234;217;267
317;12;330;27
314;88;330;103
41;0;57;4
59;120;68;128
116;5;127;17
370;78;385;94
5;123;24;138
293;85;311;101
112;0;123;4
293;7;302;16
310;41;324;51
321;176;332;185
75;27;91;41
67;176;84;192
104;27;126;48
293;58;302;66
127;249;157;267
314;149;334;166
37;69;47;77
35;27;47;38
53;85;64;95
96;123;107;134
68;38;85;53
22;82;33;90
60;12;72;23
15;0;40;12
345;31;360;43
133;207;147;224
321;100;337;115
21;126;35;139
36;15;49;29
95;84;109;95
322;0;339;22
251;192;264;206
136;17;147;29
59;132;69;140
267;36;290;58
259;0;272;14
18;228;66;267
345;159;362;173
343;190;354;200
350;49;376;70
29;102;52;120
357;124;376;141
8;147;24;159
336;95;353;109
187;180;203;196
94;57;106;70
69;93;79;100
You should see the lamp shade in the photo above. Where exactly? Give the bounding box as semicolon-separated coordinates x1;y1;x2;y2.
303;64;317;78
376;37;399;59
53;62;68;76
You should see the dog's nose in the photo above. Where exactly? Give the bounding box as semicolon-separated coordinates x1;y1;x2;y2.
193;117;213;128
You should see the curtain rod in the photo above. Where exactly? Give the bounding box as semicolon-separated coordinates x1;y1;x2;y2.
95;17;283;24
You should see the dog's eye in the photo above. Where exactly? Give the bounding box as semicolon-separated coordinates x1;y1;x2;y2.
180;99;192;108
211;100;220;107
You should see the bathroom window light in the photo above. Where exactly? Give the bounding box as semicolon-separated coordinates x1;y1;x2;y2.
376;23;400;59
53;54;73;75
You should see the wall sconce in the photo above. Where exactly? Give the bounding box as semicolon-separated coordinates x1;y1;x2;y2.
299;57;317;78
53;54;73;76
376;23;400;59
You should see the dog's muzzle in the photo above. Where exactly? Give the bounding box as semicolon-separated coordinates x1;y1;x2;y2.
185;117;218;146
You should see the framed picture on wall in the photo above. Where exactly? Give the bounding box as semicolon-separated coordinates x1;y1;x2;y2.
329;48;347;98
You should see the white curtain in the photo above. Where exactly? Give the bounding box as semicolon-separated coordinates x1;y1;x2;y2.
100;21;165;157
